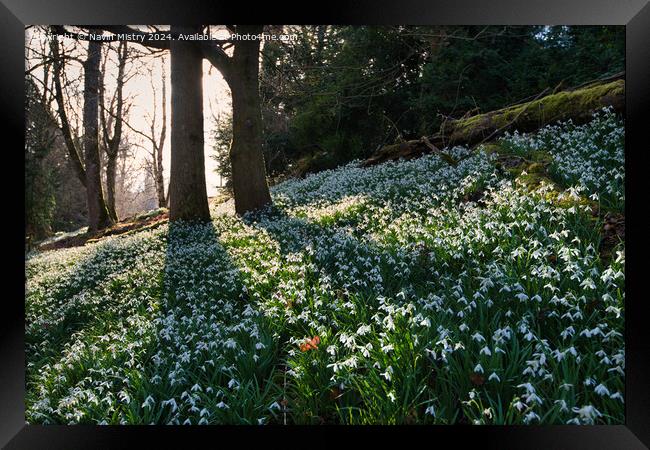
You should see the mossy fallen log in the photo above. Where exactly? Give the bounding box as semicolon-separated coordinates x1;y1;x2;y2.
363;79;625;167
440;79;624;147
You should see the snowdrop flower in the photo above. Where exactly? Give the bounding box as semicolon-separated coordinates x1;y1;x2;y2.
471;332;485;343
524;411;540;424
161;398;178;413
572;405;602;423
516;293;529;302
610;392;624;403
560;326;575;339
594;384;610;396
517;383;535;394
608;366;625;376
356;324;371;335
526;393;543;405
142;395;154;410
513;400;527;412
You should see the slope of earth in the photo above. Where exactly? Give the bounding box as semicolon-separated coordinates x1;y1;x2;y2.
25;108;625;425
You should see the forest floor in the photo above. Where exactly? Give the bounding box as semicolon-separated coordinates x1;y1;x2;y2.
35;209;170;252
34;193;233;252
25;108;624;425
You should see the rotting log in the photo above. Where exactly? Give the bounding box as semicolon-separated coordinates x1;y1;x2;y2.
363;79;625;167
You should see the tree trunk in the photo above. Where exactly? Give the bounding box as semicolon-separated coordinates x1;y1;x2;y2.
106;155;118;221
101;40;127;223
168;26;211;222
229;26;272;215
156;59;167;209
83;32;113;232
155;149;166;208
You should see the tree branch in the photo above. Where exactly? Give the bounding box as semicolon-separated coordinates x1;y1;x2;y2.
50;29;86;186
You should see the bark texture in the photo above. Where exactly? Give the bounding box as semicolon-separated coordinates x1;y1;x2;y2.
83;31;113;232
168;25;211;222
229;25;272;215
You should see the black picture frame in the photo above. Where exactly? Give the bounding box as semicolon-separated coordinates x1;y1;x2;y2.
3;1;649;448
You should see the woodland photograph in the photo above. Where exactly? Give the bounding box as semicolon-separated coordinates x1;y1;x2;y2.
24;25;625;425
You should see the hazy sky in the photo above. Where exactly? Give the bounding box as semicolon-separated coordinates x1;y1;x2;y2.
26;26;233;197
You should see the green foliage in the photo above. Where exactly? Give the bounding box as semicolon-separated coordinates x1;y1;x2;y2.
257;25;624;175
25;78;57;242
211;112;233;193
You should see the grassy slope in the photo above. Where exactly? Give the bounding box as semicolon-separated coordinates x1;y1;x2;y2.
25;109;625;425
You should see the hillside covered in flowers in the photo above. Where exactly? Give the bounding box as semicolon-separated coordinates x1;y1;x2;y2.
25;108;624;425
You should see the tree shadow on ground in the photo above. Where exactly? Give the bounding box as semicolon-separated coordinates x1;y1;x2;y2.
25;233;167;384
152;220;281;424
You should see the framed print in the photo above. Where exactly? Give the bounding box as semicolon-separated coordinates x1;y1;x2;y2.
3;0;649;448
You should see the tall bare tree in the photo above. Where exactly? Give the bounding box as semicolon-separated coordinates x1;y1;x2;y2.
50;27;113;231
55;25;274;221
227;25;273;215
130;58;169;208
146;58;168;209
50;35;87;187
100;40;129;222
82;30;113;231
121;57;168;209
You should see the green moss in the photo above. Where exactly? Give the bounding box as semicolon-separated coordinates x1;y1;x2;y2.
528;150;553;165
541;188;599;214
446;80;624;144
516;172;554;190
479;143;502;155
526;162;545;174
